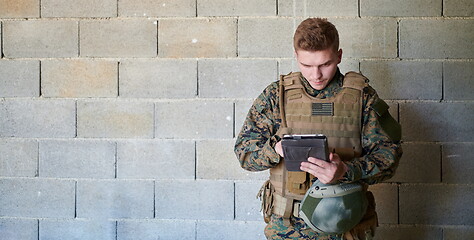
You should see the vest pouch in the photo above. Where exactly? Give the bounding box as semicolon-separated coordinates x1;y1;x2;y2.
286;171;309;195
257;180;275;223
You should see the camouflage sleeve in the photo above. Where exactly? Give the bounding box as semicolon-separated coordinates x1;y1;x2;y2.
234;82;282;171
343;86;403;185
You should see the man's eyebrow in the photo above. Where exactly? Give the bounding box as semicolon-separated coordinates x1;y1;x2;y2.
322;59;335;65
300;60;332;67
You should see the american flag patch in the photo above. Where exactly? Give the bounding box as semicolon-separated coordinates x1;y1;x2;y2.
312;103;334;116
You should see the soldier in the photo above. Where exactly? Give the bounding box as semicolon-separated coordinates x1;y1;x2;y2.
235;18;402;240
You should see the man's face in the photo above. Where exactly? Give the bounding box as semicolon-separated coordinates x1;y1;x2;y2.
295;48;342;90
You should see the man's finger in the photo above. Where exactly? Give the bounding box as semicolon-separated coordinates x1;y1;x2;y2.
307;157;328;168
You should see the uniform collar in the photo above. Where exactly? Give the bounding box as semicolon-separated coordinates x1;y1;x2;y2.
300;69;344;98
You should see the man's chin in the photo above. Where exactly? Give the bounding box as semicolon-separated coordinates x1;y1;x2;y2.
309;81;327;90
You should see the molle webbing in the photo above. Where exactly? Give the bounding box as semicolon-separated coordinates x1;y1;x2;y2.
270;71;367;202
281;71;366;158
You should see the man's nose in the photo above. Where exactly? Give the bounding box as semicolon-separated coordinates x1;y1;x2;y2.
311;67;322;79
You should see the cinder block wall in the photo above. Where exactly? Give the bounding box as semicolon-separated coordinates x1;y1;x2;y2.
0;0;473;239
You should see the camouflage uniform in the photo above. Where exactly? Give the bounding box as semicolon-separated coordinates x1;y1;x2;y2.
234;69;402;240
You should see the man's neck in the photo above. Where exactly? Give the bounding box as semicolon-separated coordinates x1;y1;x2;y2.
300;69;342;97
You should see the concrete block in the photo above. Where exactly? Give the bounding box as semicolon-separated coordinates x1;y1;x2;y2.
117;140;195;179
375;225;442;240
278;58;299;76
0;99;76;138
117;220;196;240
361;60;442;100
400;102;474;142
159;18;237;58
77;180;154;218
77;100;154;138
198;59;277;98
444;61;474;100
278;0;358;17
442;143;474;184
368;183;398;224
238;18;294;58
400;184;474;225
198;0;276;16
337;60;360;75
0;139;38;177
41;0;116;17
39;140;115;178
360;0;441;16
0;218;38;240
0;0;39;18
389;143;441;183
278;59;359;77
197;140;269;180
0;178;75;218
235;99;255;137
155;100;233;139
119;59;197;98
400;19;474;59
0;60;39;97
444;0;474;16
443;226;474;240
40;219;116;240
155;180;234;220
330;18;398;58
197;220;266;240
119;0;196;17
42;59;118;98
80;19;157;57
3;20;78;58
235;181;268;221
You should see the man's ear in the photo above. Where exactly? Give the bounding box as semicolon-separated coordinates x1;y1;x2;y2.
337;49;343;64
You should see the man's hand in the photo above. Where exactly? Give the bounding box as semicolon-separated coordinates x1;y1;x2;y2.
274;140;284;157
300;153;348;184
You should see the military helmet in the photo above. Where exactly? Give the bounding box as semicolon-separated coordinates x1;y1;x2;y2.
299;180;368;234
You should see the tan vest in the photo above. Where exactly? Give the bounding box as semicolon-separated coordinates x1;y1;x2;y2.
271;71;367;201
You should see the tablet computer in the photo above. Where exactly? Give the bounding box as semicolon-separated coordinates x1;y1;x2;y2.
281;134;330;171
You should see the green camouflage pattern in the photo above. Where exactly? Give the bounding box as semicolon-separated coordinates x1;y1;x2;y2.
234;69;402;239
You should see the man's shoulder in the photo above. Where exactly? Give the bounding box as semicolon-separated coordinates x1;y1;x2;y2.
251;81;280;113
261;80;279;97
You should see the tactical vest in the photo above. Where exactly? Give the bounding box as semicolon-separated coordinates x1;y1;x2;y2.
270;71;367;203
